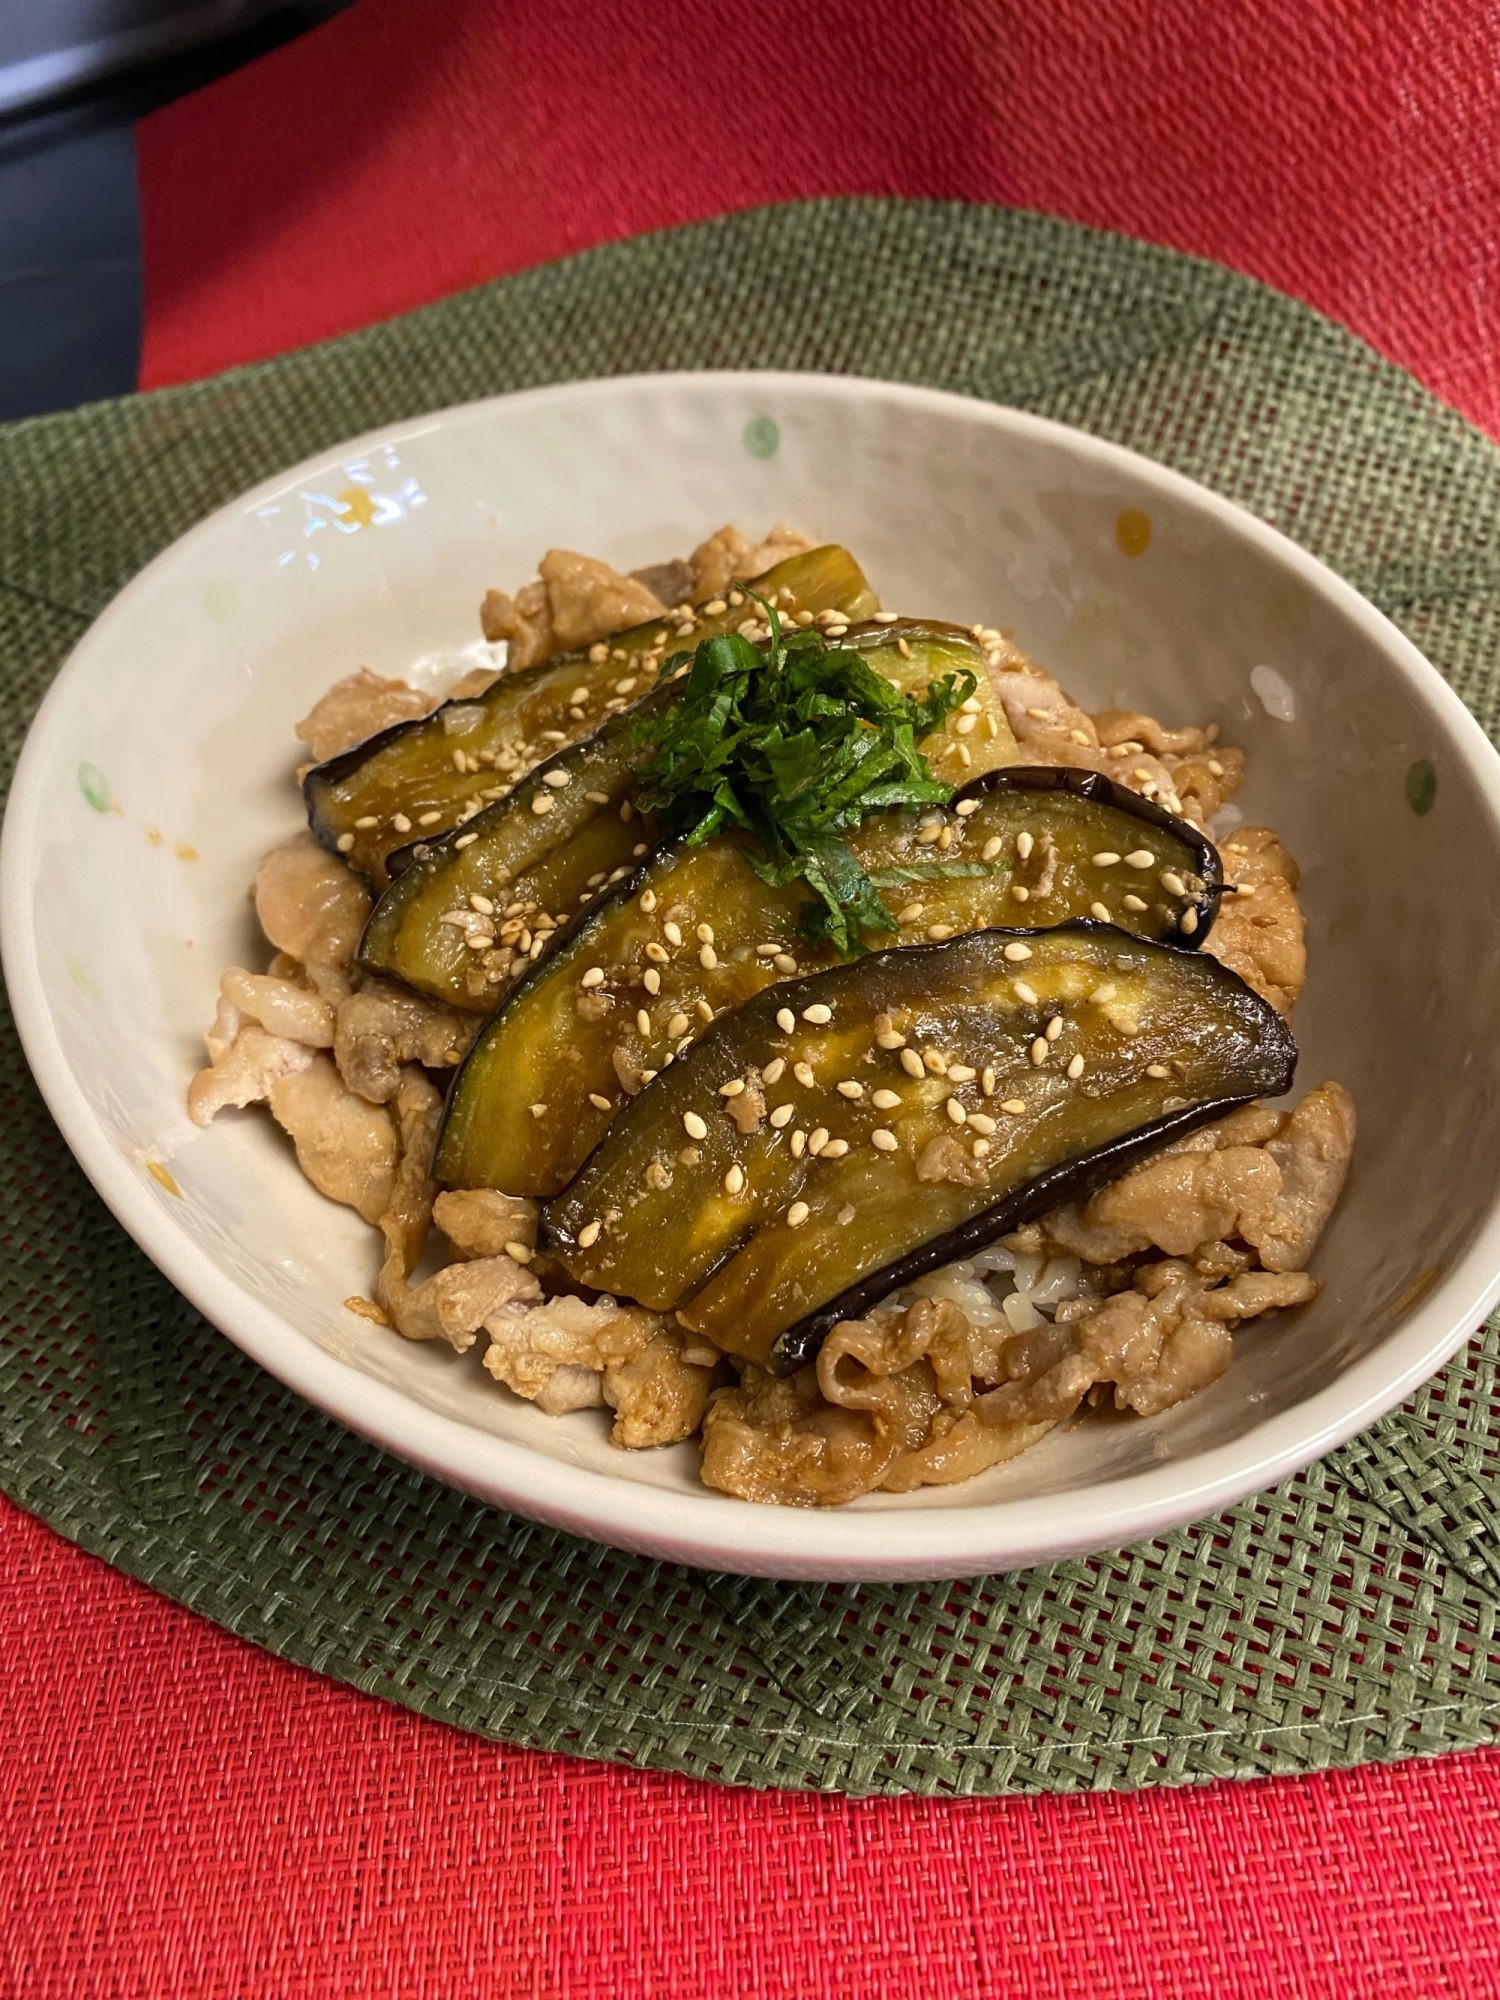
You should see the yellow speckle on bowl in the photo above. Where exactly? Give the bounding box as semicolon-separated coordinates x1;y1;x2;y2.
1115;508;1151;558
336;487;376;529
201;577;240;623
174;841;199;862
143;823;162;847
1388;1265;1443;1319
146;1160;182;1197
64;954;98;1000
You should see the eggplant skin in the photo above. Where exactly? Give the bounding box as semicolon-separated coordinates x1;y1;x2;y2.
956;765;1223;944
772;1097;1259;1371
541;923;1297;1373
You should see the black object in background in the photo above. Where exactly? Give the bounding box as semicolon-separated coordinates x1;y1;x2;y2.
0;1;354;423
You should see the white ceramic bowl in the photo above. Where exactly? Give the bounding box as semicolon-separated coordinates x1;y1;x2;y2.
7;372;1500;1581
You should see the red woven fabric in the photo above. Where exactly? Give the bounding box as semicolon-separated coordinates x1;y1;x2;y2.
8;4;1495;1992
5;1491;1500;1997
137;0;1500;435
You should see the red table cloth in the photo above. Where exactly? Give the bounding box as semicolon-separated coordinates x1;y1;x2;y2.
10;2;1500;1991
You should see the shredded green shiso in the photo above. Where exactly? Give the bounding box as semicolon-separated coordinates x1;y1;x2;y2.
632;600;977;958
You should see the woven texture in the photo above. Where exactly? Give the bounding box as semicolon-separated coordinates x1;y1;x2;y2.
5;198;1500;1799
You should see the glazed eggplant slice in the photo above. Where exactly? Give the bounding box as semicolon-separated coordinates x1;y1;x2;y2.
823;619;1018;788
435;770;1222;1195
305;543;878;886
357;686;672;1008
358;619;1023;1010
540;924;1296;1372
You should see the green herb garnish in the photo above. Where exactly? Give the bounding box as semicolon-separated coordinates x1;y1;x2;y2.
632;599;976;957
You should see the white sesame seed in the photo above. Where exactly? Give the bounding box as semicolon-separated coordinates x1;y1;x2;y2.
946;1097;967;1125
794;1061;816;1087
646;941;669;963
875;1027;906;1050
663;922;683;947
774;954;798;975
837;1081;864;1100
1010;886;1029;904
922;1050;948;1076
530;793;554;817
1089;901;1111;922
542;769;570;789
1000;1098;1027;1114
873;610;899;623
899;1049;924;1078
354;815;379;829
724;1164;745;1196
1146;1063;1171;1078
917;823;943;845
872;1088;901;1109
639;888;658;913
897;637;912;659
580;967;605;989
871;1128;899;1151
821;1139;850;1158
1090;983;1118;1003
808;1128;830;1155
947;1063;977;1082
790;1130;807;1158
683;1111;708;1140
776;1008;796;1033
1207;758;1225;777
455;833;478;849
336;832;355;852
802;1004;832;1025
392;813;412;833
1016;831;1034;861
1180;907;1200;935
644;970;662;996
1122;894;1148;912
787;1201;810;1227
696;945;716;970
1045;1015;1063;1042
504;1241;532;1264
1067;1054;1085;1079
982;836;1004;861
418;810;443;826
666;1011;689;1036
763;1057;786;1086
1003;942;1033;962
1030;1038;1049;1066
982;1068;997;1096
1125;850;1155;869
720;1078;746;1098
953;714;977;736
770;1103;795;1128
1011;980;1039;1006
584;790;610;805
898;902;925;924
972;1138;991;1157
968;1113;997;1135
578;1221;601;1248
694;922;715;945
1092;851;1121;867
589;1092;612;1111
635;1009;651;1035
1159;871;1187;897
620;801;634;822
956;798;980;816
927;922;956;939
469;893;494;915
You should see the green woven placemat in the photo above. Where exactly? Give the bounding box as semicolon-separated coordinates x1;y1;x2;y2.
5;197;1500;1799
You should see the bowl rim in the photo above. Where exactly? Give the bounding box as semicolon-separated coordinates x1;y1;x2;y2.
7;368;1500;1582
